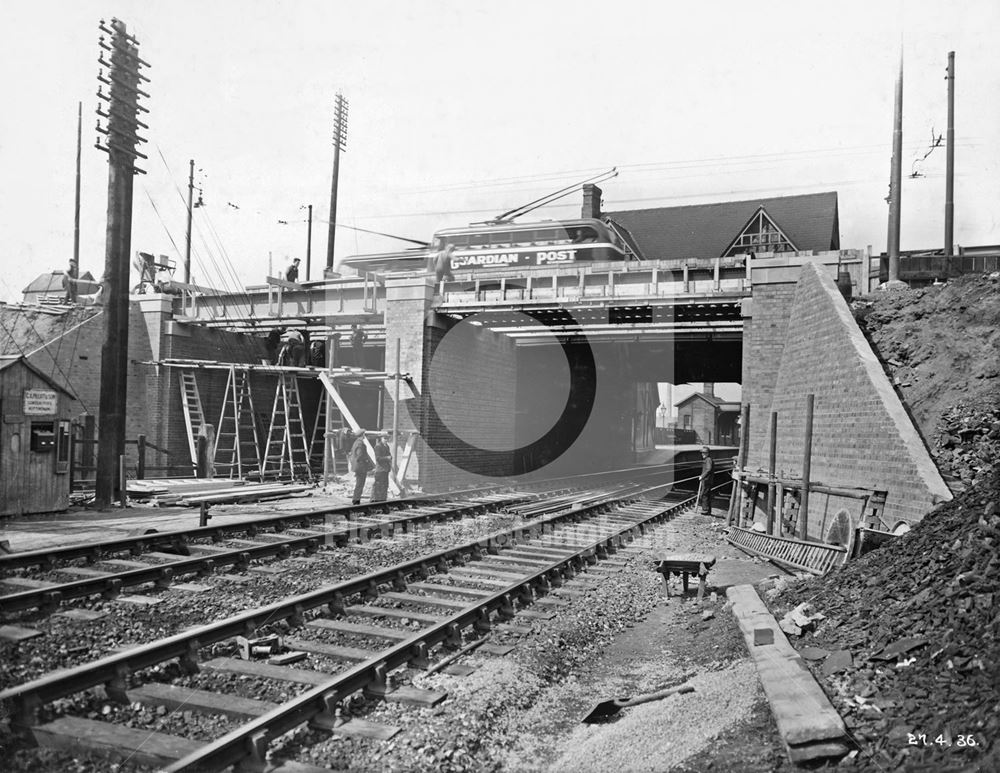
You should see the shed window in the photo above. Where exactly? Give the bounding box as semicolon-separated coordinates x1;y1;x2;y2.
30;422;56;452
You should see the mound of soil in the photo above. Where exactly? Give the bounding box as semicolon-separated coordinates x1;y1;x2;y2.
853;273;1000;487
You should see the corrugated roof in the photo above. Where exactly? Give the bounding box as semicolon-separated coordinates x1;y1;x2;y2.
605;191;840;260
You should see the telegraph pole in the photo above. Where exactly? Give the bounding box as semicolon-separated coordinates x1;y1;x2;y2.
304;204;313;280
945;51;956;256
185;159;194;283
886;50;904;282
73;102;82;275
94;18;150;506
325;92;349;273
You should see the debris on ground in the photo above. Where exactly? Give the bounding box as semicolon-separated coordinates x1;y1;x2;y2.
769;467;1000;770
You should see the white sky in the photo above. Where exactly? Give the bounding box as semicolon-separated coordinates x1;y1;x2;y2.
2;0;998;302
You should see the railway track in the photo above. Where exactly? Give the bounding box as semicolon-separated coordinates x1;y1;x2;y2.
0;462;709;620
0;485;697;772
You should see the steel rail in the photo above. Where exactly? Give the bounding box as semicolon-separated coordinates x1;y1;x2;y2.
0;460;703;573
0;494;539;616
164;494;695;772
0;486;666;726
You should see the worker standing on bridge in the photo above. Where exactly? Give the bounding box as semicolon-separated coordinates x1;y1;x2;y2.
285;257;301;283
349;429;373;505
350;324;367;368
698;445;714;515
434;242;456;284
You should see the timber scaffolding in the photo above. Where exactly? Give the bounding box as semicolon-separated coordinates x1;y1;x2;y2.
150;359;417;494
724;399;896;575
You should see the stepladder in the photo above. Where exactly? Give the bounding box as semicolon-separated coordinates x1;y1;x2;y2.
262;373;312;480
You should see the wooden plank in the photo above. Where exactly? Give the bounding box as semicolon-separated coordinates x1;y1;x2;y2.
516;609;555;620
346;604;445;624
200;657;332;685
54;608;108;622
171;582;212;592
443;664;478;676
306;618;410;641
0;624;43;642
32;716;201;768
284;638;378;662
384;685;447;707
1;577;60;590
379;591;468;610
479;643;516;656
115;594;163;606
449;565;525;581
128;682;277;719
310;714;401;740
405;581;491;599
726;585;848;748
99;558;154;570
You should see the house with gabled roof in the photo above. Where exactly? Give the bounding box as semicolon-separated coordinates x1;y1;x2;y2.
675;383;741;446
598;190;840;261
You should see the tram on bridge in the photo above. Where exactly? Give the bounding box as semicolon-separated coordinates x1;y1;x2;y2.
340;217;630;275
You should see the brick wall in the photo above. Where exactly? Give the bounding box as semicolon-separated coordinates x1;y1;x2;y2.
745;262;951;538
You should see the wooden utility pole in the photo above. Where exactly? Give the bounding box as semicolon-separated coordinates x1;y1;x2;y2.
305;204;313;280
325;92;349;272
185;159;194;283
945;51;956;256
73;102;82;274
887;51;904;282
94;18;150;507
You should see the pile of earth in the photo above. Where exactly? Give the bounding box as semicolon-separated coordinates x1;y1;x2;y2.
767;467;999;770
853;272;1000;487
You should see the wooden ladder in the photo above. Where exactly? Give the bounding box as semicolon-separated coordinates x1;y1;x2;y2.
214;366;262;480
310;391;348;476
262;374;312;481
179;370;205;468
726;527;848;575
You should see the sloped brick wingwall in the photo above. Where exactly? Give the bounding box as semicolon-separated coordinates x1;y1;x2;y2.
746;262;951;538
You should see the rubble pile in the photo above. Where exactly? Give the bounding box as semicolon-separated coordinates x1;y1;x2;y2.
770;468;1000;770
934;396;1000;488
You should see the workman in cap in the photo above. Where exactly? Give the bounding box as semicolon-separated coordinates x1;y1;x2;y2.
349;429;373;505
370;432;393;502
698;445;714;515
286;257;301;284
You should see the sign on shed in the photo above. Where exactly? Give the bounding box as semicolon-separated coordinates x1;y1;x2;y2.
23;389;58;415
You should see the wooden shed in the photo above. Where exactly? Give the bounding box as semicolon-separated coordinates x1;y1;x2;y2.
0;356;76;516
